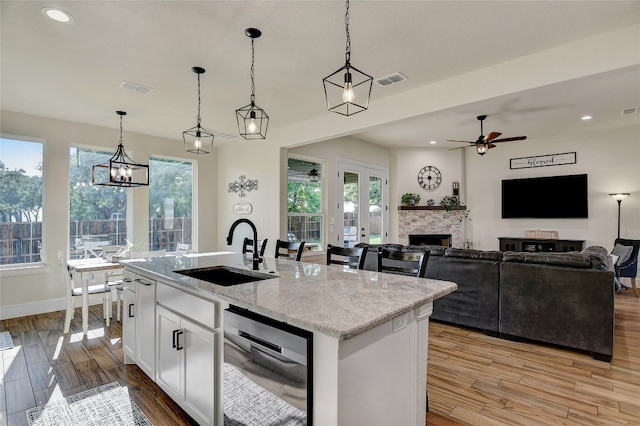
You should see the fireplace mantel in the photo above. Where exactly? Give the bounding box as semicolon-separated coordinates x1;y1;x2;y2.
398;206;467;211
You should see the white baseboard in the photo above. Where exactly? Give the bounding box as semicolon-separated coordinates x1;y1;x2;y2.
0;298;66;320
0;296;110;320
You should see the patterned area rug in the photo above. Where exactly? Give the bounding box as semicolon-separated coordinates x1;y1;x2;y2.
27;382;153;426
224;363;306;426
0;331;14;351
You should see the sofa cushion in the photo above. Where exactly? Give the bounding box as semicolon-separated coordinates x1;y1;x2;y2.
444;247;503;261
402;245;446;256
612;243;633;266
355;243;403;252
582;246;610;271
502;251;591;268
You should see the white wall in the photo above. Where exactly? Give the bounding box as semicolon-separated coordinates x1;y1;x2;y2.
216;139;281;254
391;125;640;251
0;111;217;317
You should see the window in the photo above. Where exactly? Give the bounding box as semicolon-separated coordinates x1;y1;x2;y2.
287;156;323;252
0;136;44;265
70;147;127;259
149;157;193;252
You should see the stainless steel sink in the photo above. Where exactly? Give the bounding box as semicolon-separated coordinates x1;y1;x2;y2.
174;265;274;286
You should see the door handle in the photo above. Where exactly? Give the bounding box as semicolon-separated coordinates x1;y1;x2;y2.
128;304;135;318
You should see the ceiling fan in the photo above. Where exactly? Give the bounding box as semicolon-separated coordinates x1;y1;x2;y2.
446;115;527;156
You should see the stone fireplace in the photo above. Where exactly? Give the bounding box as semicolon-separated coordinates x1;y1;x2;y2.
409;234;452;247
398;207;466;248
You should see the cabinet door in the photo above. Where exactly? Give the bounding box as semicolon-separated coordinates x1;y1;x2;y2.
156;305;182;401
136;277;156;378
122;284;136;364
182;318;216;426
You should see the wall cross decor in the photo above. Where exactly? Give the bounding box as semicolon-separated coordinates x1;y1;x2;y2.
228;175;258;197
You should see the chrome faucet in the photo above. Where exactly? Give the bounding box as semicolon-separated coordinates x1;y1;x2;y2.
227;218;262;270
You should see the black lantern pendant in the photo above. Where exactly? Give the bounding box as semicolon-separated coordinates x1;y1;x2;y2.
92;111;149;187
323;0;373;116
236;28;269;140
183;67;214;154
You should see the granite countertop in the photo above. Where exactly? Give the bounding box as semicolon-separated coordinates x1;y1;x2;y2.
121;252;457;340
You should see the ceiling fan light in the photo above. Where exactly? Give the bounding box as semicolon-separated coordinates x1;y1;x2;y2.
476;144;487;155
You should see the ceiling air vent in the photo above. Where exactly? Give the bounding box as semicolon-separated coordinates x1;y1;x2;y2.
119;80;154;95
621;107;638;115
375;72;407;87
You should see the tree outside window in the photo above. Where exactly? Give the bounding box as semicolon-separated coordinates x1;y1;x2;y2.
149;157;193;252
69;147;128;258
287;157;323;251
0;137;44;265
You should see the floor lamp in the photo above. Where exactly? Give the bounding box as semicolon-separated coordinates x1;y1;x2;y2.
610;193;630;239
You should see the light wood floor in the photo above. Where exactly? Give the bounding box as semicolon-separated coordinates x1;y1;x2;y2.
1;289;638;426
426;288;640;425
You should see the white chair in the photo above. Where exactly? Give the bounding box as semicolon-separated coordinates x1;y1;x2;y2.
58;250;112;334
114;249;166;321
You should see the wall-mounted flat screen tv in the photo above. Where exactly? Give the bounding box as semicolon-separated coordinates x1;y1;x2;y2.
501;174;588;219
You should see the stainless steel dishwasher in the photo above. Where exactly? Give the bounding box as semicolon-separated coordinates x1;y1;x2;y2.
223;305;313;426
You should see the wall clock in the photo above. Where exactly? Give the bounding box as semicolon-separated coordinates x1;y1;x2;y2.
417;166;442;190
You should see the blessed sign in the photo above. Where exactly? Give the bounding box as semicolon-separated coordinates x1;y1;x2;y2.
510;152;576;169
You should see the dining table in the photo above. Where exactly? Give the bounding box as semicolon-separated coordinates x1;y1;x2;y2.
66;257;123;335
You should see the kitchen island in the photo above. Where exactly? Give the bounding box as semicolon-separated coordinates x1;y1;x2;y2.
121;252;457;426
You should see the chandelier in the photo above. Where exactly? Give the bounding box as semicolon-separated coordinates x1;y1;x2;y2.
92;111;149;187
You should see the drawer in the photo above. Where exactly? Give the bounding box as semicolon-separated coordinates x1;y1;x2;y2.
157;283;217;329
122;270;136;292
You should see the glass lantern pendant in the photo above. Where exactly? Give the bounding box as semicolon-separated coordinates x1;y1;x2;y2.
236;28;269;140
322;0;373;116
183;67;214;154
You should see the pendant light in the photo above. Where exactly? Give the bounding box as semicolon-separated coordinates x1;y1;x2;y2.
183;67;214;154
92;111;149;187
322;0;373;116
236;28;269;139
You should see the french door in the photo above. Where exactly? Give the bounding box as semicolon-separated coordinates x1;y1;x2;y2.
337;160;388;248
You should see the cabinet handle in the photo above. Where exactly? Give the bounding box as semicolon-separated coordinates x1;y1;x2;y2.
123;278;132;283
128;304;135;318
134;278;152;286
172;329;179;348
176;330;184;351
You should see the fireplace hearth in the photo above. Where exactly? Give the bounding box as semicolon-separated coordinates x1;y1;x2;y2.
409;234;452;247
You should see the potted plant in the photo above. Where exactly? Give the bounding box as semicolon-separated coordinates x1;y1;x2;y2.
440;196;471;221
401;193;421;206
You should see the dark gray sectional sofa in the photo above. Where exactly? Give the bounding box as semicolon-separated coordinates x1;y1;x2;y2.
357;243;615;361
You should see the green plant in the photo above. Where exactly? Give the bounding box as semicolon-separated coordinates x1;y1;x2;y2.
401;193;421;206
440;196;471;221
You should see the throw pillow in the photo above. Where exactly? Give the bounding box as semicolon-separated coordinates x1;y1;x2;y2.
612;243;633;266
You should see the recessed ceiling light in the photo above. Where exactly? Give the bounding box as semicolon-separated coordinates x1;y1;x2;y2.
41;7;74;23
429;140;437;145
581;115;592;121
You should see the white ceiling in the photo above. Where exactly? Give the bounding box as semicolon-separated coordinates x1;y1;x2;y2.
1;1;639;149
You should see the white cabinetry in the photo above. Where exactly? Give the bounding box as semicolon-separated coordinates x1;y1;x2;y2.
120;270;156;379
122;270;136;363
134;275;156;378
156;284;218;426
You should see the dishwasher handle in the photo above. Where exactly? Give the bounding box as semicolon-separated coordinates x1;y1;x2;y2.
239;331;282;354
